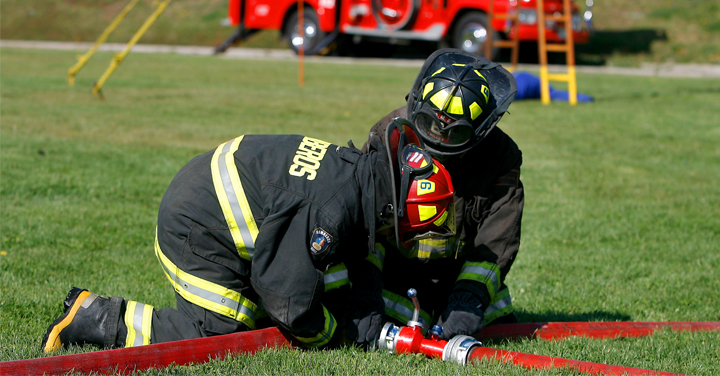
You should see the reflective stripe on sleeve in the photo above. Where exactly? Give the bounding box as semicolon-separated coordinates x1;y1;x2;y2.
382;289;432;328
324;263;350;292
366;243;385;271
293;306;337;348
483;286;513;325
155;232;257;329
456;261;501;300
211;136;259;261
124;301;154;347
397;237;464;260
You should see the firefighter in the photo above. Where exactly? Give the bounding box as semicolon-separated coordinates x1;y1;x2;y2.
42;119;456;352
362;49;523;340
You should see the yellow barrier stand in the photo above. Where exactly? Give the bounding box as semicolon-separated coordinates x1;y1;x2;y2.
536;0;578;105
68;0;141;86
93;0;173;98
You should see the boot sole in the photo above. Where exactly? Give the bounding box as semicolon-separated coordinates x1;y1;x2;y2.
41;290;92;353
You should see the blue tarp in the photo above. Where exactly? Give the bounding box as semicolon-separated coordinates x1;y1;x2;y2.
513;71;594;102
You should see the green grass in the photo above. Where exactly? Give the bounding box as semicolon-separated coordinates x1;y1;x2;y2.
1;48;719;375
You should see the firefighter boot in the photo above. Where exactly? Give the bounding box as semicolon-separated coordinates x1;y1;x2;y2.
41;287;124;353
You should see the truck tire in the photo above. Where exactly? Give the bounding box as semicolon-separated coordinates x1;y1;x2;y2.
371;0;420;31
451;12;499;60
284;7;326;55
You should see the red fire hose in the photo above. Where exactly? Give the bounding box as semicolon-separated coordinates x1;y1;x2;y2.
475;321;720;341
0;327;292;375
2;321;717;376
2;306;717;376
468;347;684;376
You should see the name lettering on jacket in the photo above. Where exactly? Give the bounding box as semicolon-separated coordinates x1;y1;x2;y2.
288;137;332;180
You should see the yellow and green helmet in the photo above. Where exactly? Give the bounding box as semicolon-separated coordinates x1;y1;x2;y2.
408;49;517;157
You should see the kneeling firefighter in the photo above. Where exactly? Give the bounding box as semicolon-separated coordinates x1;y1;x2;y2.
42;119;456;352
363;49;523;340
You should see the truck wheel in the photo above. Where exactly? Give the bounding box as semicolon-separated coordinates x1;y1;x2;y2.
451;12;499;59
284;8;326;55
371;0;420;30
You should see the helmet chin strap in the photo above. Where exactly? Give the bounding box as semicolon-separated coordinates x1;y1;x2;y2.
397;165;412;218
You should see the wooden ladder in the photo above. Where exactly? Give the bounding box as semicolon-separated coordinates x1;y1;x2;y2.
484;0;519;71
536;0;578;104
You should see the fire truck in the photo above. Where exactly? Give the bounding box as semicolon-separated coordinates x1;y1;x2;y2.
220;0;593;56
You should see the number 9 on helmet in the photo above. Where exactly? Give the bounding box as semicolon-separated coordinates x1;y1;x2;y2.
385;118;456;247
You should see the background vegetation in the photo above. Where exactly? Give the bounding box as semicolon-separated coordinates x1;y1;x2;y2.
1;47;719;374
2;0;719;65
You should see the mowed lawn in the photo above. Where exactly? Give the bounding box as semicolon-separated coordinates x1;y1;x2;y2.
1;48;718;375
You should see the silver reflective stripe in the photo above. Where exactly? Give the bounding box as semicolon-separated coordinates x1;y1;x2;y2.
158;254;255;321
218;141;255;258
131;303;149;347
484;295;512;317
81;293;98;308
383;296;428;327
417;241;451;255
461;265;499;293
324;269;349;285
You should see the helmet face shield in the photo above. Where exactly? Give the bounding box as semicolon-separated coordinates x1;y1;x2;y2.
413;108;474;147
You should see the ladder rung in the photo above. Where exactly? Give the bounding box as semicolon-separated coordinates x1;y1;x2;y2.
491;14;519;21
546;44;571;52
543;14;568;22
547;73;571;82
493;41;517;48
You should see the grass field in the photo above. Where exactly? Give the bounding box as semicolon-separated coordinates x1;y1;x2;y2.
1;47;719;375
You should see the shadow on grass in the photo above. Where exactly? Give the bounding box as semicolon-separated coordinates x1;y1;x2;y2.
492;29;668;66
515;309;631;324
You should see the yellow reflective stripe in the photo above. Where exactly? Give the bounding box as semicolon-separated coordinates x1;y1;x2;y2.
394;235;463;260
324;263;350;292
429;88;450;109
470;101;483;120
381;290;432;328
293;306;336;347
422;82;434;99
433;211;448;227
417;205;437;222
124;301;153;347
474;70;486;80
211;136;259;261
447;96;464;115
366;243;385;271
484;286;513;325
154;232;257;328
431;67;445;76
457;261;501;299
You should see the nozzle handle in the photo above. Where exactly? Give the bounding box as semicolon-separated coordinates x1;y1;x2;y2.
407;288;421;325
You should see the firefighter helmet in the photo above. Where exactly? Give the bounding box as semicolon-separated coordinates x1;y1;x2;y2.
385;118;456;246
407;49;517;157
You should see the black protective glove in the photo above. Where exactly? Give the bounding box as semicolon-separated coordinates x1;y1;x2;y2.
345;297;384;349
436;292;485;340
344;259;385;350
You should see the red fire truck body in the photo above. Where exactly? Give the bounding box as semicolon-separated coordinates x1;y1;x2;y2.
226;0;591;55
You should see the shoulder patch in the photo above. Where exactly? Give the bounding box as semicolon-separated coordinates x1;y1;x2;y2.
310;227;333;256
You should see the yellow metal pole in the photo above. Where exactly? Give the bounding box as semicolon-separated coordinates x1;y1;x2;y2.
536;0;551;105
68;0;141;86
484;0;495;61
298;0;305;87
563;0;578;105
93;0;172;97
